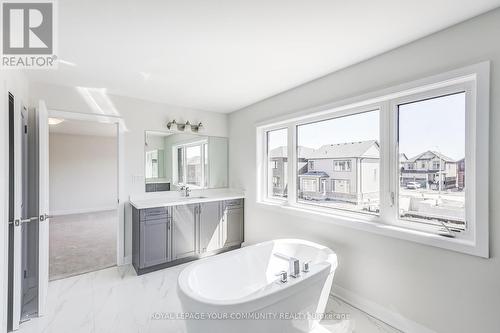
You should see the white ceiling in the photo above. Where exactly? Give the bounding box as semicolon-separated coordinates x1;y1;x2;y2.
26;0;500;113
49;118;117;137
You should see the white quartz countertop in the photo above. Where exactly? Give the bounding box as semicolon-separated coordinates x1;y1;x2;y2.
129;190;245;209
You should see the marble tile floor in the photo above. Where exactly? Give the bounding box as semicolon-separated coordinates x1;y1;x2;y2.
18;264;401;333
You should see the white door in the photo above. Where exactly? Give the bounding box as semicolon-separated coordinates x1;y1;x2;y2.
10;98;24;330
38;101;49;316
10;100;50;328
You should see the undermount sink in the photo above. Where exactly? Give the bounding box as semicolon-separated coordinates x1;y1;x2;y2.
184;196;207;200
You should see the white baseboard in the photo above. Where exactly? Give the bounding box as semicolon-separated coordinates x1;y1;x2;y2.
119;255;132;266
331;284;436;333
50;206;118;216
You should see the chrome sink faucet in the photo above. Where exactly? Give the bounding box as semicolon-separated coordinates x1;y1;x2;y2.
179;186;191;197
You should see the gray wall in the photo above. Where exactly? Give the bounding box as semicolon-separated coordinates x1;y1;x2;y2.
228;9;500;333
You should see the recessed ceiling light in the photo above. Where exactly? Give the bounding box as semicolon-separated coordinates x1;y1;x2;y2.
48;118;64;125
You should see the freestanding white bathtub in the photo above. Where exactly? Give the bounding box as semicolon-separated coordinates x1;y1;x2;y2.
178;239;338;333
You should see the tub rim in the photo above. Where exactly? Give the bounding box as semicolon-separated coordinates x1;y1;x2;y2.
177;238;338;307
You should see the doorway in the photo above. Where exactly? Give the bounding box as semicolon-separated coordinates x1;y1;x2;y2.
48;117;119;280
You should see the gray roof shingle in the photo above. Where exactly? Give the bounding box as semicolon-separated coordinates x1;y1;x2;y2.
270;140;379;159
406;151;455;163
307;140;379;159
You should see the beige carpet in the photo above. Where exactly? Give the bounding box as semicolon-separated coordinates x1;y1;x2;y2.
49;210;117;281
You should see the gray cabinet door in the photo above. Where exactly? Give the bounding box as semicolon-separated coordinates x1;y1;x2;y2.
222;207;244;248
199;201;222;254
140;218;169;268
172;204;197;260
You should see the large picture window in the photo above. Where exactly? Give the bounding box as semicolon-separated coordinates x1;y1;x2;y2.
296;110;380;214
257;63;490;257
398;92;466;231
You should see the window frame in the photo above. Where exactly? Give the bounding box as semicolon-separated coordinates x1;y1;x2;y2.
389;85;473;236
256;62;490;258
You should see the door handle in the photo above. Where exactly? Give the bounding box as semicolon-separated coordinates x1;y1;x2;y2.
21;217;39;224
9;216;39;226
8;220;19;226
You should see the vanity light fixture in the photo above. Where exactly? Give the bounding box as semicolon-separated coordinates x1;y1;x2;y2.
166;119;204;133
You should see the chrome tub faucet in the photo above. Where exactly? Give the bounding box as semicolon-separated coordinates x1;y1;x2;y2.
274;253;300;278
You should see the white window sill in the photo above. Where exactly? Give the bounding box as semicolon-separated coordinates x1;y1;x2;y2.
257;200;487;258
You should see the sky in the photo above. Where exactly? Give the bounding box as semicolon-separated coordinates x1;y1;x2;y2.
268;92;465;161
268;128;288;150
399;92;465;160
298;110;379;149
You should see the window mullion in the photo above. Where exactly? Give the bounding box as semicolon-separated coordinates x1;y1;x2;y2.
379;101;396;224
379;102;394;223
287;123;296;205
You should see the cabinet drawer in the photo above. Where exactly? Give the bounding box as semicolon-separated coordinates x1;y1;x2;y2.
223;199;243;209
143;216;170;225
140;207;170;221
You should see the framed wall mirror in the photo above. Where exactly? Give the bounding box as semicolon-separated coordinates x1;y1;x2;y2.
144;131;228;192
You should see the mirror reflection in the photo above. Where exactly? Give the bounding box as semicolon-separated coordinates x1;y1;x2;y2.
145;131;228;192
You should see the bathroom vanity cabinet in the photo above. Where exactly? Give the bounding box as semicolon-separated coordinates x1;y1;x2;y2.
132;198;244;275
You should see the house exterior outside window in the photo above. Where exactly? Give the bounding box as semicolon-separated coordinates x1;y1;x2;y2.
269;146;288;197
400;151;459;190
457;158;465;189
297;140;380;207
